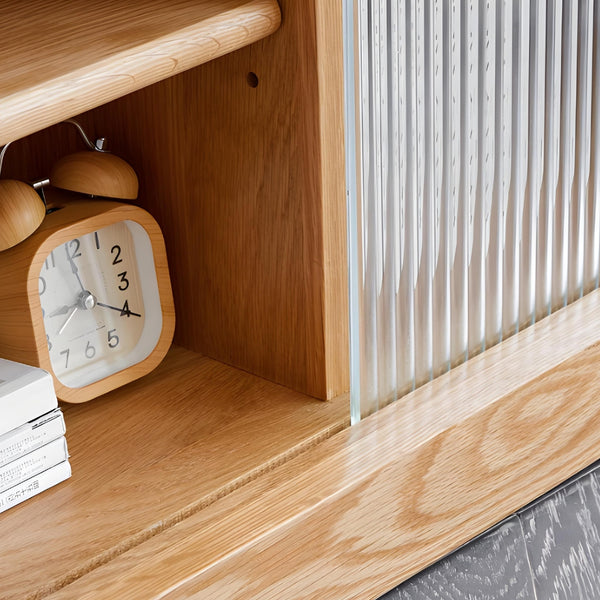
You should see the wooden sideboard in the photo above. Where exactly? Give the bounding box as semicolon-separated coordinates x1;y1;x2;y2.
1;2;600;599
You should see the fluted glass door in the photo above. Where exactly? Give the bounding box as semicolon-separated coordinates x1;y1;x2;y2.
344;0;600;421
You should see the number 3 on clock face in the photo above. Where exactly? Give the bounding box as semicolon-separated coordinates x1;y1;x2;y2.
39;220;162;389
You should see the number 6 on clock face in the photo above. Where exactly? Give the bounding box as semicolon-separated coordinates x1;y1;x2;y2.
39;220;162;389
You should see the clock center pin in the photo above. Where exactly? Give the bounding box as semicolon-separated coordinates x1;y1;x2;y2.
79;291;97;310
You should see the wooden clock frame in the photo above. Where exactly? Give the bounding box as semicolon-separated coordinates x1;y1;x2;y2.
0;191;175;403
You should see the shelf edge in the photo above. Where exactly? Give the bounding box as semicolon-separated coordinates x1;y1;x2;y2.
0;0;281;146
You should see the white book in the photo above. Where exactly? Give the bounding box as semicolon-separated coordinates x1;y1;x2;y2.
0;359;58;437
0;436;68;493
0;460;71;514
0;409;66;468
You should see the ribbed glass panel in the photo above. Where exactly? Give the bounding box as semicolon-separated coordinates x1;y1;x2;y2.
344;0;600;421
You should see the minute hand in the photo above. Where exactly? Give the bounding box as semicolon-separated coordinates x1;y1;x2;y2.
65;244;85;292
97;301;142;318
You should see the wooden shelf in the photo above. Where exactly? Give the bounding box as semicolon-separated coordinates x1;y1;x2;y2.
0;3;352;597
0;0;281;145
0;345;348;600
42;290;600;600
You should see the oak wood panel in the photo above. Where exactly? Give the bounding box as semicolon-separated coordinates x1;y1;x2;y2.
0;0;281;146
388;464;600;599
1;0;349;402
314;0;349;399
73;0;347;400
0;346;348;600
45;290;600;600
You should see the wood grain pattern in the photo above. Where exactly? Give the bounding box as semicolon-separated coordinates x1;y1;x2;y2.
0;346;348;600
1;0;349;401
0;179;46;250
314;0;349;399
0;0;281;146
387;463;600;600
43;290;600;600
50;151;139;200
72;0;348;399
0;189;175;402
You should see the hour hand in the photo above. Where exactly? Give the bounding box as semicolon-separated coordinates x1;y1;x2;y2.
48;292;96;318
48;304;74;317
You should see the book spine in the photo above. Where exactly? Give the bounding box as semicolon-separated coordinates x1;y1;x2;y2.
0;436;68;493
0;409;66;469
0;360;58;437
0;460;71;514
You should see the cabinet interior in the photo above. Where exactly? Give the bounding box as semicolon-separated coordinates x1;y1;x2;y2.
0;1;349;598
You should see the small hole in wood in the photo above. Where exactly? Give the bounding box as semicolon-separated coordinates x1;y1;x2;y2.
247;72;259;88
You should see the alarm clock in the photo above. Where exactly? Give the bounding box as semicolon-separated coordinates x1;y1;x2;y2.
0;129;175;403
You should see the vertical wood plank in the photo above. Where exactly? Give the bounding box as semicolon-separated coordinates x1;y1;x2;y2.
314;0;349;399
93;0;349;400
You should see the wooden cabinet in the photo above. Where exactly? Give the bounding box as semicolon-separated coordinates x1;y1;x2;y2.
2;2;600;599
0;2;350;598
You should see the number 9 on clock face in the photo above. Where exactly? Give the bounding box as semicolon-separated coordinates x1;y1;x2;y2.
39;220;163;389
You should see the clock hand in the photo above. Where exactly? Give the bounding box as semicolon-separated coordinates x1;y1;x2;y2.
48;291;96;318
48;304;73;317
65;244;85;292
96;301;142;318
58;306;78;335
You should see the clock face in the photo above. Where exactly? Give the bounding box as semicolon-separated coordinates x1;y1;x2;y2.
38;220;163;388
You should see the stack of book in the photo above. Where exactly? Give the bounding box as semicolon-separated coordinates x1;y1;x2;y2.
0;358;71;514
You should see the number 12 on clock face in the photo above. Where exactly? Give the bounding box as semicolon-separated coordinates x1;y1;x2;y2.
38;219;164;390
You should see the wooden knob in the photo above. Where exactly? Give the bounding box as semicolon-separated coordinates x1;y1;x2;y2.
50;152;139;200
0;180;46;251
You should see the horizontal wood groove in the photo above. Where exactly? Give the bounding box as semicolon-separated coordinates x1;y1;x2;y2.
33;406;349;600
45;289;600;600
0;345;348;600
0;0;281;146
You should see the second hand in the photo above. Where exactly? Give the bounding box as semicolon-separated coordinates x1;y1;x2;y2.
58;306;78;335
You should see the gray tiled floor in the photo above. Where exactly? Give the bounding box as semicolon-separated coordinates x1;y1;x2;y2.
381;462;600;600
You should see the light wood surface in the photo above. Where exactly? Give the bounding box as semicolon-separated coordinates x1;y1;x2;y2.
387;465;600;598
0;189;175;402
0;346;348;600
90;0;349;400
51;152;139;200
5;2;590;599
0;179;46;250
0;4;353;595
314;0;349;399
1;0;349;402
3;0;350;401
43;290;600;600
0;0;281;146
